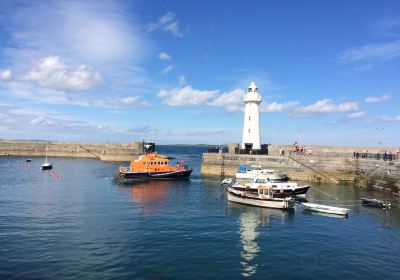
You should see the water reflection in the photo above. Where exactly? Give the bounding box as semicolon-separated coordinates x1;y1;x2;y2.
229;203;292;277
118;180;175;215
239;211;260;277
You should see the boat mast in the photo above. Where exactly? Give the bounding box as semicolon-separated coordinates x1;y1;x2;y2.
45;143;48;162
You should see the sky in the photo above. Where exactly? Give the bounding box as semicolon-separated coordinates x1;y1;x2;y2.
0;0;399;146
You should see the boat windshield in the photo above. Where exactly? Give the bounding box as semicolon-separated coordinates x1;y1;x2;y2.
255;179;267;183
252;166;263;170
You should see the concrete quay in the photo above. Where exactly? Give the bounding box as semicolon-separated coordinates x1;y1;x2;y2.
0;140;145;161
201;145;400;196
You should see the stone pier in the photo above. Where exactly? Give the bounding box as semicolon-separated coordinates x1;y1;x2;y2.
0;140;146;161
201;144;400;196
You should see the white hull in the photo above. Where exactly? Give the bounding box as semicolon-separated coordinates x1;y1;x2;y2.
227;190;293;209
302;203;349;216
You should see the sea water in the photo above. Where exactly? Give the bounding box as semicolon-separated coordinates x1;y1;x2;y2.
0;146;399;279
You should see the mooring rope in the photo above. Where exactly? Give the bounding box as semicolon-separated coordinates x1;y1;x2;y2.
311;186;337;200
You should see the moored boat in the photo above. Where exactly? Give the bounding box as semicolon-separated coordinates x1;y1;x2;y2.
302;203;350;216
231;178;310;198
227;186;295;209
41;162;53;170
221;177;234;186
40;144;53;170
236;165;288;182
117;152;192;181
360;198;391;209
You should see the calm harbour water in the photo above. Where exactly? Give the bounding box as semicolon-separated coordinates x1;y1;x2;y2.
1;146;399;280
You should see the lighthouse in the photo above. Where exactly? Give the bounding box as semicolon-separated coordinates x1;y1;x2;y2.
241;81;261;152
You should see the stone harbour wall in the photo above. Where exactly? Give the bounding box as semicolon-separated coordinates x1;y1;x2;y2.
201;151;400;196
0;140;145;161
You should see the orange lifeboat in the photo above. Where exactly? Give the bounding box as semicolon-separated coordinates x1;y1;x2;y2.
117;152;192;181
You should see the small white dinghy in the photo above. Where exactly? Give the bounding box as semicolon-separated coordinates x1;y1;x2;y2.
302;203;349;216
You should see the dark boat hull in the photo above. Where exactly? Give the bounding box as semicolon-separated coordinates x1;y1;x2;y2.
41;165;53;170
361;198;391;209
119;169;192;181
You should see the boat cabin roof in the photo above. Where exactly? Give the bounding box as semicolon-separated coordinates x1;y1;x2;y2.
132;152;169;164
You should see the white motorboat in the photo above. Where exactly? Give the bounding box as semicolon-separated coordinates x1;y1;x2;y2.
302;203;349;216
221;177;234;186
231;178;310;198
235;165;288;181
227;186;294;209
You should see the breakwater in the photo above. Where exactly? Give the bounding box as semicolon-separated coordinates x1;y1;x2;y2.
0;140;146;161
201;144;400;196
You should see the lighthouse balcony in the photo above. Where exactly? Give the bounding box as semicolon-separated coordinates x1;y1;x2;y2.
243;96;262;103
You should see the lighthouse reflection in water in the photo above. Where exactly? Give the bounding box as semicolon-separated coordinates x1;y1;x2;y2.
239;211;260;277
236;205;291;277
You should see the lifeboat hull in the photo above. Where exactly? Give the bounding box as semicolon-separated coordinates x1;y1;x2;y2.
119;169;192;180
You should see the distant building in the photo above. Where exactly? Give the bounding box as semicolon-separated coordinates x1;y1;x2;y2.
241;82;261;153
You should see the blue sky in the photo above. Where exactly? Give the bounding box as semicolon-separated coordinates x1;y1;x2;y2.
0;0;399;146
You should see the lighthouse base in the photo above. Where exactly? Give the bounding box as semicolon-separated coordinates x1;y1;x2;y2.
239;144;269;155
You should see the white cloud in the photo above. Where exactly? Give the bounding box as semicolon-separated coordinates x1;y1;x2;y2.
29;116;54;126
338;39;400;63
178;75;187;86
369;18;400;37
159;86;218;106
158;52;171;61
347;111;368;119
118;96;150;106
3;1;146;65
0;69;12;81
161;64;174;74
207;89;245;112
365;94;391;103
119;96;141;105
159;85;299;113
330;110;368;125
261;101;299;113
125;125;155;134
380;115;400;122
290;99;359;117
22;56;101;91
0;1;149;107
147;11;183;37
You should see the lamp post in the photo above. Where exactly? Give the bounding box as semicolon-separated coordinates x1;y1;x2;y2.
375;127;384;153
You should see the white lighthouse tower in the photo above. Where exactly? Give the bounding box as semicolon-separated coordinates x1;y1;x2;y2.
241;81;261;152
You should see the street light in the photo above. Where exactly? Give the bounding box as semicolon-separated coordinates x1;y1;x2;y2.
375;127;384;153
